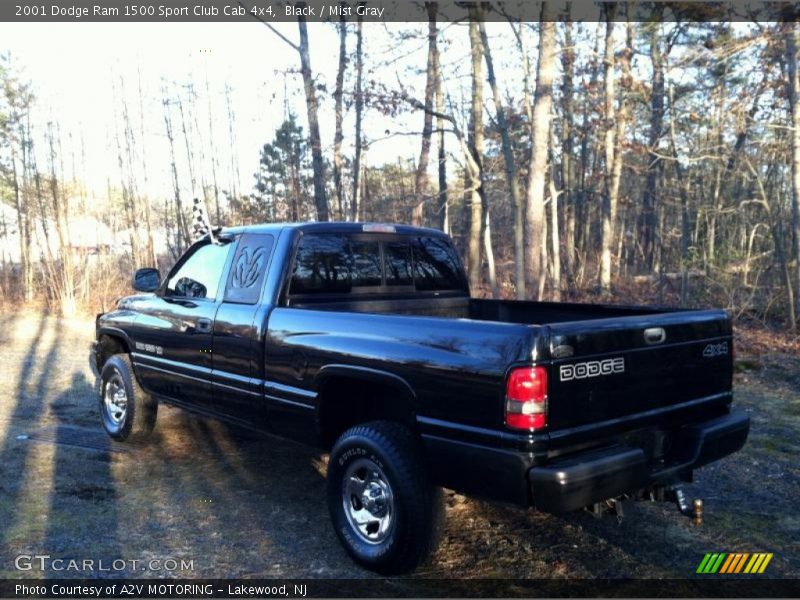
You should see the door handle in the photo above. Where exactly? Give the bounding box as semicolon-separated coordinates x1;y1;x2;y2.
195;318;212;333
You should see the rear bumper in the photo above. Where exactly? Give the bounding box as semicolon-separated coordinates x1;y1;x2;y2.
528;410;750;513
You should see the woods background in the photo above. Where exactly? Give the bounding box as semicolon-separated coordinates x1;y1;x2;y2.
1;3;799;345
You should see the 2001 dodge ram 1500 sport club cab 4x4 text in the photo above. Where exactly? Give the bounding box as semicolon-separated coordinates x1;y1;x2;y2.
93;222;749;573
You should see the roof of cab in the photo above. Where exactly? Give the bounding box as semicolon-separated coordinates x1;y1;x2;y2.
220;222;449;237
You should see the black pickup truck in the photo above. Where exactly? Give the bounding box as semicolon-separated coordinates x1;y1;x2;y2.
93;222;749;573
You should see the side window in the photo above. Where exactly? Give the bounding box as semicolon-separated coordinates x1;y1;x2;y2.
384;241;413;286
351;241;382;287
223;233;274;304
290;234;351;294
166;242;232;300
412;237;465;291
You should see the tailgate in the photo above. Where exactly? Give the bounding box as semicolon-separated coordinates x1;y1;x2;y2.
545;309;733;433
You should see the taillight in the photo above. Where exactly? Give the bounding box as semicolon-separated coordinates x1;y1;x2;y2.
505;366;547;431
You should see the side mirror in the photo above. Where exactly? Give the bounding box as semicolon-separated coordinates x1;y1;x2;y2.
132;268;161;292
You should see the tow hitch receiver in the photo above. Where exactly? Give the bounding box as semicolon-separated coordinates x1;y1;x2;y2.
587;497;629;521
587;485;704;525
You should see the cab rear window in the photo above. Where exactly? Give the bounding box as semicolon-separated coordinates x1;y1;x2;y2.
384;242;413;286
412;237;465;291
289;233;465;296
290;235;351;294
351;241;383;287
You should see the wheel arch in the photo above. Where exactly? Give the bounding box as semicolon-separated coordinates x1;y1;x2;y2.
315;365;418;449
96;328;133;368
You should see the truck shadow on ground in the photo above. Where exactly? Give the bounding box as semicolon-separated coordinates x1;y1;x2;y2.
43;371;124;576
127;409;366;577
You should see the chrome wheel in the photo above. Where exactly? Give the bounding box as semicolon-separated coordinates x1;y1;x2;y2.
103;372;128;426
342;458;394;544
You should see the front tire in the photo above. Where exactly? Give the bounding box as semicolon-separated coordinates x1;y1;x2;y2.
99;354;157;442
327;421;443;574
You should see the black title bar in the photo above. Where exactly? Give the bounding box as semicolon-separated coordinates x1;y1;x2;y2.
4;0;800;23
2;578;800;598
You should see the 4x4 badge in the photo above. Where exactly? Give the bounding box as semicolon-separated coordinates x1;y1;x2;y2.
703;342;729;358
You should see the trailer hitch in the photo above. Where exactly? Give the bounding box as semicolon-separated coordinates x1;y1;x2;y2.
585;486;703;525
660;485;704;525
587;497;629;522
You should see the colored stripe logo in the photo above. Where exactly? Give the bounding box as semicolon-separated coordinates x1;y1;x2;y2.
697;553;773;574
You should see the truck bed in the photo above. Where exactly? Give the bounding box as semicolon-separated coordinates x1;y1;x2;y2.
284;293;733;440
289;294;667;324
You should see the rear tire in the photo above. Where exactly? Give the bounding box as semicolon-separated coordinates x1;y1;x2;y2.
99;354;157;443
327;420;443;574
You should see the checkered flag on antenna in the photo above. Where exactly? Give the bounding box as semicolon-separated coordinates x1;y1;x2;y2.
192;197;209;240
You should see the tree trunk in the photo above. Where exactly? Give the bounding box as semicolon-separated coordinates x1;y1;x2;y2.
786;22;800;330
481;17;524;298
333;14;347;220
549;172;561;301
203;70;222;226
484;202;499;298
642;6;665;273
352;13;364;222
707;81;725;266
575;28;603;284
138;67;157;265
162;90;190;252
668;83;693;305
467;8;485;292
47;122;75;315
297;15;329;221
434;35;448;232
412;2;437;226
224;84;241;201
609;20;634;274
599;6;616;292
113;79;141;264
561;16;578;296
11;147;31;301
525;7;557;299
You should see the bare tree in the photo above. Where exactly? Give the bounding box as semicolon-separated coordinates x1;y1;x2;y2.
112;77;141;266
482;18;524;298
3;71;34;300
466;7;486;293
297;16;329;220
45;121;76;314
333;12;347;221
161;81;190;252
137;67;157;265
262;16;329;220
786;21;800;329
642;12;665;274
352;11;364;221
203;69;222;225
560;12;578;296
411;2;438;226
526;6;557;299
224;83;241;201
599;5;617;292
433;35;448;232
